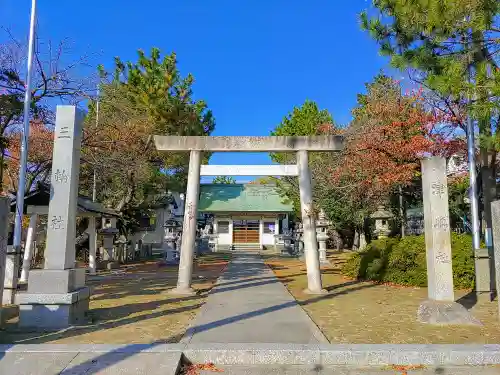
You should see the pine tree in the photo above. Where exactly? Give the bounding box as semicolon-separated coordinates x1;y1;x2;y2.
361;0;499;242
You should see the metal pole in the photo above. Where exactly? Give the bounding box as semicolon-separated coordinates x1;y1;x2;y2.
13;0;37;250
92;86;99;202
465;28;481;252
467;115;481;251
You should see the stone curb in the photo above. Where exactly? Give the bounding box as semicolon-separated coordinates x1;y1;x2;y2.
1;344;500;367
0;344;185;353
183;344;500;366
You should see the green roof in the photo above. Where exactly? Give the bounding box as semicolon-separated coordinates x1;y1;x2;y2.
198;184;293;213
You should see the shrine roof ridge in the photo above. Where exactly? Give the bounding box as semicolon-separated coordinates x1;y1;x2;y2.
153;135;343;152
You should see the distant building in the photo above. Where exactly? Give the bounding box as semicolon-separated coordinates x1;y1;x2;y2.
132;183;293;251
199;184;293;251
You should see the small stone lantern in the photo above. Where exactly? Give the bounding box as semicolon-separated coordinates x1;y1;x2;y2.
370;205;393;239
316;209;331;265
294;222;304;258
98;222;119;270
163;218;182;264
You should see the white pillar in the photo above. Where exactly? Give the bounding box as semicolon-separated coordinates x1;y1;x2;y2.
3;246;19;304
87;217;97;275
0;198;9;309
259;218;264;250
172;150;201;295
297;150;324;294
20;213;37;283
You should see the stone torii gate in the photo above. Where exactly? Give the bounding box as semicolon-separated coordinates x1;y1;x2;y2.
153;135;343;295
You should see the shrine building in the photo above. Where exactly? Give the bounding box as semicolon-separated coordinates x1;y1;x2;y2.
198;184;293;251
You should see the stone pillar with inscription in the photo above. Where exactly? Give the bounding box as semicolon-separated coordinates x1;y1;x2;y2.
171;150;201;295
17;106;90;329
490;200;500;320
417;156;480;325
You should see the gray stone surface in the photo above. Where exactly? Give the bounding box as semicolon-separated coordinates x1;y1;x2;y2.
195;365;500;375
182;253;328;344
3;246;19;304
172;150;201;295
473;247;492;295
297;150;324;294
20;213;38;283
27;268;86;294
60;351;182;375
0;352;79;375
417;300;482;325
105;261;120;270
2;344;500;372
19;106;89;329
18;295;89;329
183;343;500;366
154;135;343;152
44;105;84;270
491;200;500;319
421;157;455;302
16;286;90;305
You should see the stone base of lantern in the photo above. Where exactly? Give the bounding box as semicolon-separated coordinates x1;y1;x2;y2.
417;299;482;326
170;286;197;296
318;246;331;266
97;260;119;270
16;268;90;330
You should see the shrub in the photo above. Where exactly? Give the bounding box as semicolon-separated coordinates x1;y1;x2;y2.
342;237;398;281
341;234;475;289
450;233;475;289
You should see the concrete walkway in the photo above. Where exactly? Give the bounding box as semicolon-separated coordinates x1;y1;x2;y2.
182;252;328;344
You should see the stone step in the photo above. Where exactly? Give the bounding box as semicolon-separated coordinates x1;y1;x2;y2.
232;243;261;251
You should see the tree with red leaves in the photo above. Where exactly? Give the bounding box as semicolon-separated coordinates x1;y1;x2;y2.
332;74;464;205
4;120;54;194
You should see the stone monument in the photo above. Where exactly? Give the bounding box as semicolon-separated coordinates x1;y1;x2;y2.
17;106;90;329
417;156;480;325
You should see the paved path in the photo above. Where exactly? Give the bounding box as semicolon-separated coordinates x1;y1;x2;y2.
182;252;328;344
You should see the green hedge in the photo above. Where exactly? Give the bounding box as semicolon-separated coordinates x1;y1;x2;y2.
341;234;475;289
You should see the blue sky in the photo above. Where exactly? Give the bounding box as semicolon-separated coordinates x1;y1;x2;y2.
2;1;396;182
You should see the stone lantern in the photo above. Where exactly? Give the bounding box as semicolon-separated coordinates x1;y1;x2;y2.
370;205;393;239
163;217;182;264
99;219;119;270
316;209;331;265
294;222;305;258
